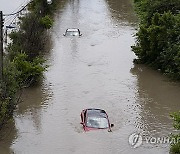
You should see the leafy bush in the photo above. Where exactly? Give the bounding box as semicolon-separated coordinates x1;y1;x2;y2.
12;53;46;84
171;111;180;130
0;61;19;129
170;111;180;154
0;0;59;130
132;0;180;79
40;15;54;29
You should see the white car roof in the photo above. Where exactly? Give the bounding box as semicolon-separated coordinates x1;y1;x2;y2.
66;28;79;32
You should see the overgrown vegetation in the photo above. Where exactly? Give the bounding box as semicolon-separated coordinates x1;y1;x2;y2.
170;111;180;154
132;0;180;153
132;0;180;80
0;0;59;130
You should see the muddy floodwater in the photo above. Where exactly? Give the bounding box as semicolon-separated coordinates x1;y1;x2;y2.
1;0;180;153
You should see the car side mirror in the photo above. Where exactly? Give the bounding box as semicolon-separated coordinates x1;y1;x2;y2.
111;124;114;127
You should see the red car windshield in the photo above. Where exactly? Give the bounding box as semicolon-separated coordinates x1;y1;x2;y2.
86;116;109;129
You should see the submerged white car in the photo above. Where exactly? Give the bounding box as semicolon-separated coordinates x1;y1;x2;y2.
47;0;52;4
63;28;82;37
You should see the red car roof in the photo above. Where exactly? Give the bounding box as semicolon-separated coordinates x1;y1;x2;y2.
86;108;108;118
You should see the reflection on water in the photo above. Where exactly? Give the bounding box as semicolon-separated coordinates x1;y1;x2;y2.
0;120;17;154
131;64;180;135
0;83;52;153
15;83;53;132
106;0;138;25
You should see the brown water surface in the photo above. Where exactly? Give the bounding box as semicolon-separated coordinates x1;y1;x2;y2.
0;0;180;153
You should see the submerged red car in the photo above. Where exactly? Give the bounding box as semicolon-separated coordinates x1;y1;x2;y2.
80;108;114;132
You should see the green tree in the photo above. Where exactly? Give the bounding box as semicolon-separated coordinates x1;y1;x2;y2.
132;0;180;79
0;0;59;130
170;111;180;154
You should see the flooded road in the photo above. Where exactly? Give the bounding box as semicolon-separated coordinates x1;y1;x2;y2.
1;0;180;153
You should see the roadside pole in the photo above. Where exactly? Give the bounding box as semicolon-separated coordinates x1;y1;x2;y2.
0;11;3;80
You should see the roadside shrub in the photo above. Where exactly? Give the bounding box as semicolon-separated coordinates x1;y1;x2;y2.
12;53;46;84
0;0;59;130
40;15;54;29
132;0;180;79
170;111;180;154
0;61;19;129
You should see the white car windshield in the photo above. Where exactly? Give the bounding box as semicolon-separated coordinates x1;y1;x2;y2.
66;30;79;36
86;116;109;129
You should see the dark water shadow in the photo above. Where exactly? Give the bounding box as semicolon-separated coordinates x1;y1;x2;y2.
131;64;180;136
106;0;138;25
0;120;17;154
